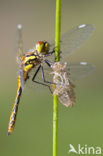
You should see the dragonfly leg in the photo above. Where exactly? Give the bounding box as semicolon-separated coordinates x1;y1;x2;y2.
44;59;53;67
41;65;54;85
32;65;52;93
45;48;55;57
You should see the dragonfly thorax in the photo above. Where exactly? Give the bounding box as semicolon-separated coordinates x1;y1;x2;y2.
35;41;50;55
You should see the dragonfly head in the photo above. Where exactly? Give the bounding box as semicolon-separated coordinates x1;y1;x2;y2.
36;41;50;55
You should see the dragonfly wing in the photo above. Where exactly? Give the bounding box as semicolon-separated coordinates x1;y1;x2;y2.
50;24;95;60
68;62;95;81
16;24;24;64
61;24;95;59
25;61;95;90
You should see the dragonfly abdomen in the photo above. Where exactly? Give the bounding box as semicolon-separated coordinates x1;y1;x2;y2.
8;75;22;135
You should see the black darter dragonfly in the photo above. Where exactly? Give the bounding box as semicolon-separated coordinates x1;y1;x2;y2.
8;24;95;135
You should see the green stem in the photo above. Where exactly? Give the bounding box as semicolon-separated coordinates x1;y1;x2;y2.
53;0;61;156
55;0;61;62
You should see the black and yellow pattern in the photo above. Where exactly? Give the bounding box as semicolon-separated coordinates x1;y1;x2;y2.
8;41;51;135
8;75;22;135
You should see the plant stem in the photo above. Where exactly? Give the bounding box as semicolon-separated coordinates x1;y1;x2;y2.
53;0;61;156
55;0;61;62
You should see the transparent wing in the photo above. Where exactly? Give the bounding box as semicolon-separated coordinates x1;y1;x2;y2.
68;62;95;81
42;61;95;81
50;24;95;60
25;62;95;90
16;24;24;64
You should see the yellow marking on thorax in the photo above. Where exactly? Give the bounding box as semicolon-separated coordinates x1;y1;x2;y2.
23;55;37;64
23;64;34;73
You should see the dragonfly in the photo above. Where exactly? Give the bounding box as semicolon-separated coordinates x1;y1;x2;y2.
8;23;95;135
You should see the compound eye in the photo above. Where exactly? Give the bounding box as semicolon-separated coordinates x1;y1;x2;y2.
36;41;44;53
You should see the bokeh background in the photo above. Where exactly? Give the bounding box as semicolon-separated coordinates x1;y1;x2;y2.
0;0;103;156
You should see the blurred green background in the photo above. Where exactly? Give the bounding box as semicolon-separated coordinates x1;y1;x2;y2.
0;0;103;156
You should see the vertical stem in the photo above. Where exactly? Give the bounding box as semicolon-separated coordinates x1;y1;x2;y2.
55;0;61;62
53;0;61;156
